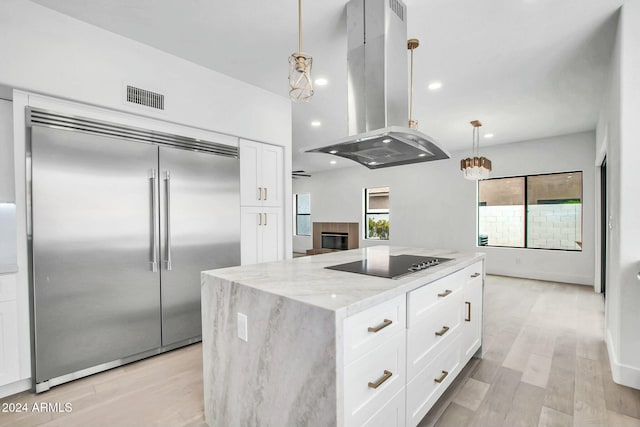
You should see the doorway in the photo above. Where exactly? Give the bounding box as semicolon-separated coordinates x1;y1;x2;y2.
600;157;607;297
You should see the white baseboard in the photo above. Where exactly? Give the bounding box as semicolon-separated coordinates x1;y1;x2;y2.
606;329;640;389
0;378;31;399
487;268;592;286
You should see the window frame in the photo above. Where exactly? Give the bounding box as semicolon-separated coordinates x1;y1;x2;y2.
364;186;390;240
294;193;311;236
477;170;583;252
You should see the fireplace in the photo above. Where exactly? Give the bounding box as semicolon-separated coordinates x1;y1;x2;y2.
321;232;349;250
307;222;359;255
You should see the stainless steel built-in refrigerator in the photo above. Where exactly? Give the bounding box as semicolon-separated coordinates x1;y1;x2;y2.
27;108;240;392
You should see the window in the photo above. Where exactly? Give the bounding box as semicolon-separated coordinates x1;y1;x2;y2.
364;187;390;240
295;193;311;236
478;172;583;251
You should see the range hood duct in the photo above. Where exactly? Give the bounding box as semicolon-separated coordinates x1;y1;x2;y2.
307;0;450;169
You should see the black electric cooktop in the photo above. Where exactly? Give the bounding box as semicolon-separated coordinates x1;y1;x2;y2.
325;255;452;279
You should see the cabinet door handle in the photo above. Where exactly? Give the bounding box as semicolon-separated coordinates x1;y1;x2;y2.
368;370;393;389
465;301;471;322
437;289;452;298
258;213;262;225
264;187;268;200
435;326;450;336
258;187;263;200
368;319;392;333
434;370;449;383
264;213;268;226
470;272;480;278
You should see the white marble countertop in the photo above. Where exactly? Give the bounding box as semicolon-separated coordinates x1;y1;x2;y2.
203;246;485;317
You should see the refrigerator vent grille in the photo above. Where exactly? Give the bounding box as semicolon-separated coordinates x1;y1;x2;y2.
388;0;404;21
27;108;238;158
126;85;165;110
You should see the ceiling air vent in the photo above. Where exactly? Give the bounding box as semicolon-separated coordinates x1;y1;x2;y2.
126;85;165;110
389;0;404;21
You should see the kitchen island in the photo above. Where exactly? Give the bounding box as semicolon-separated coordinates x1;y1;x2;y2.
201;246;484;427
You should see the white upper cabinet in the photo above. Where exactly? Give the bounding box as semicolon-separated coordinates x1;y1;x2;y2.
240;139;283;208
0;100;14;202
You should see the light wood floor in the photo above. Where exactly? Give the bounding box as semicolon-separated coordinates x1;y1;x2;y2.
2;275;639;427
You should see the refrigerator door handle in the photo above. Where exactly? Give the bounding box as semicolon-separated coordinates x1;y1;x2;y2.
150;169;159;272
164;170;172;271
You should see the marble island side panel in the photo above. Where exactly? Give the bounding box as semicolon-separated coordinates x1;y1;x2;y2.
202;274;343;427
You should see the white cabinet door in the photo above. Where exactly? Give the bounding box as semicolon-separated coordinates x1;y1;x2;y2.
239;139;283;208
260;207;283;263
240;139;261;207
461;276;483;361
260;144;283;208
0;300;19;386
240;207;261;265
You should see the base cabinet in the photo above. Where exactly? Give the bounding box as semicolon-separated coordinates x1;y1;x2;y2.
343;260;484;427
240;207;284;265
0;301;19;386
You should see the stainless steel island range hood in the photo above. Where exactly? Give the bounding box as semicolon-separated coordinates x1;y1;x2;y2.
307;0;450;169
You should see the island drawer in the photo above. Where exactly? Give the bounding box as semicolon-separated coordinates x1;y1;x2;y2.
406;333;462;427
344;294;406;365
407;269;464;327
345;329;406;427
407;292;463;380
361;387;406;427
461;261;483;286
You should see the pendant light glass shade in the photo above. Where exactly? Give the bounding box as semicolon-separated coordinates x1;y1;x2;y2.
461;120;492;180
289;53;313;102
289;0;314;102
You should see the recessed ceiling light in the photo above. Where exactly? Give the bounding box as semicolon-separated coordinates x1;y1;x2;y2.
368;161;378;165
567;175;573;179
418;153;427;157
311;121;321;127
329;150;338;154
484;133;494;139
382;138;392;143
330;160;337;165
427;81;443;91
315;78;328;86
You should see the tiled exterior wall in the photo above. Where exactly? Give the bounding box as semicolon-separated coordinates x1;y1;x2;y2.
479;204;581;250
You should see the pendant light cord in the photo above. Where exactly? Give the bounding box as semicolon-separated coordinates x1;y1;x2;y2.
298;0;302;54
409;47;414;125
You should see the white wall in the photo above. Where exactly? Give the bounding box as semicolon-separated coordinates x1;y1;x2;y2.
597;1;640;389
0;0;292;396
294;131;596;285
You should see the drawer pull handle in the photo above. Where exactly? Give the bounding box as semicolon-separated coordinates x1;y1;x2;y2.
437;289;452;298
435;326;450;336
434;370;449;383
465;301;471;322
258;187;263;200
368;319;392;333
368;370;393;389
470;272;480;278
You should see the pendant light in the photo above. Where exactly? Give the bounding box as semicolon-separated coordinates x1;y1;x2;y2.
461;120;492;180
289;0;313;102
407;39;419;129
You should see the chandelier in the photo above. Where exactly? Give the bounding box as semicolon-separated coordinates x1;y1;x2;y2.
288;0;313;102
461;120;492;180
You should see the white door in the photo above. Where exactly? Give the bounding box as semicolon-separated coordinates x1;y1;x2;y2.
260;207;284;263
240;207;261;265
0;301;19;386
240;139;261;206
260;144;283;208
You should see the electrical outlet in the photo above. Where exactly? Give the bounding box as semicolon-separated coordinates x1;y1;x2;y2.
237;313;248;342
515;258;521;265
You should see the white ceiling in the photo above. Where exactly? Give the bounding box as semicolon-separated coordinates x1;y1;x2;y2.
30;0;621;175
